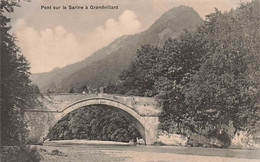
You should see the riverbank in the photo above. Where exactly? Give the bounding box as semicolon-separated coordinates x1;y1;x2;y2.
35;140;260;162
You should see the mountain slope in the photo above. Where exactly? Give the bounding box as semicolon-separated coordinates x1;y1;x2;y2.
31;6;203;93
30;35;130;92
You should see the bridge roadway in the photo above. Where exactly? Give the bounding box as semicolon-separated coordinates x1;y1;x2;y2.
25;93;161;145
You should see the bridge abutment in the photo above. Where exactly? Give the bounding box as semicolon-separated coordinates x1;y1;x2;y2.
143;117;159;145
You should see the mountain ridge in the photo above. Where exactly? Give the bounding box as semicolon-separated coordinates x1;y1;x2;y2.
31;6;204;93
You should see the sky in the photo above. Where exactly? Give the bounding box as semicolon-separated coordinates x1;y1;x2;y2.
8;0;251;73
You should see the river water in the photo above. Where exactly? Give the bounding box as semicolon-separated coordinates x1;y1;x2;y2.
36;142;260;162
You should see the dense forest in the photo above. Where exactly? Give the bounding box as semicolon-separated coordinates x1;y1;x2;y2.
48;105;141;142
105;0;260;147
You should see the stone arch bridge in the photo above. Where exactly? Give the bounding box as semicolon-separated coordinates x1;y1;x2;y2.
25;93;161;145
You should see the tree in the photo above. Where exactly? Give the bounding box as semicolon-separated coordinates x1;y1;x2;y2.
0;1;40;146
119;45;161;97
183;1;260;146
156;29;207;133
103;82;118;94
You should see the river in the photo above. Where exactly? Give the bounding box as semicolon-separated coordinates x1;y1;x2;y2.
35;141;260;162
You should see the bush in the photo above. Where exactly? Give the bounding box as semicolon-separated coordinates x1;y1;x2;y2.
0;146;42;162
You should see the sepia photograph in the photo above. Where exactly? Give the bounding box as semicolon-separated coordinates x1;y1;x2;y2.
0;0;259;161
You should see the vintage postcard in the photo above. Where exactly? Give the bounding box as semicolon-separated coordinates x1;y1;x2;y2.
1;0;259;161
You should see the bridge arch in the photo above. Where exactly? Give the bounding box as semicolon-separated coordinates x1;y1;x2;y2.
51;97;158;145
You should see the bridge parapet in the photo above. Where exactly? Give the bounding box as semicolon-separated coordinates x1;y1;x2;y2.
39;93;161;116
